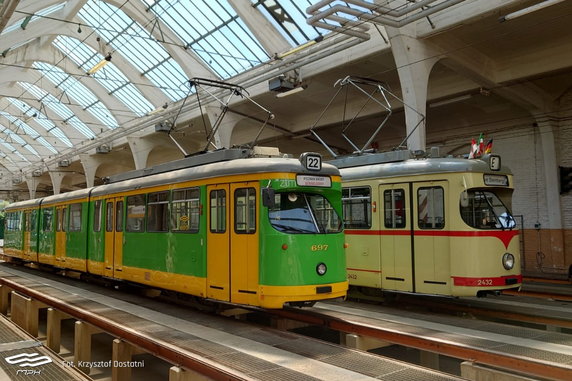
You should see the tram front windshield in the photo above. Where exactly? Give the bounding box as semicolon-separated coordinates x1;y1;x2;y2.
269;192;342;234
460;190;516;230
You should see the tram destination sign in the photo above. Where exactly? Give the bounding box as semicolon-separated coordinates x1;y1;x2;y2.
484;174;509;186
296;175;331;187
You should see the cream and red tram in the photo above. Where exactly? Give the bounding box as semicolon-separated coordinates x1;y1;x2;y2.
335;151;522;297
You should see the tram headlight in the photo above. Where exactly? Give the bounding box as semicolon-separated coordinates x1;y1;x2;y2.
316;262;327;276
502;253;515;270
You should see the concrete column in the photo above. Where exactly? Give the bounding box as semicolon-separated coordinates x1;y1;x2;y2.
74;321;102;375
169;366;214;381
0;285;11;315
341;333;391;350
112;339;145;381
79;154;104;188
25;176;40;200
127;136;156;170
10;292;46;337
48;171;67;195
47;308;72;353
535;118;562;229
386;25;440;152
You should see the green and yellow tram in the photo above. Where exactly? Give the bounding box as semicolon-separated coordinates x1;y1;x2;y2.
335;151;522;297
4;150;347;308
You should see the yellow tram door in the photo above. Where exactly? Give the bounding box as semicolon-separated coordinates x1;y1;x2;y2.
230;183;259;306
55;206;67;266
413;181;450;294
379;184;414;292
104;197;124;278
206;184;230;302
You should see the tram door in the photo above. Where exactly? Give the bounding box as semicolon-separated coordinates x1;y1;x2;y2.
55;205;67;266
413;181;450;294
230;183;259;306
104;197;124;278
207;184;230;301
22;211;31;260
379;184;414;292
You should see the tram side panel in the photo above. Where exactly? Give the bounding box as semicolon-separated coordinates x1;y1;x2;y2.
4;210;23;258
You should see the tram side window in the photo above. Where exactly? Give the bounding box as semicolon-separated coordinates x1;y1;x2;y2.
42;209;53;232
93;201;102;232
147;191;169;232
69;203;82;232
384;189;406;228
418;187;445;229
172;188;200;233
342;187;371;229
106;202;114;232
235;188;256;234
210;189;226;233
126;195;145;232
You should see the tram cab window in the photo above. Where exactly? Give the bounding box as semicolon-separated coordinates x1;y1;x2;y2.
172;188;200;233
268;192;342;234
460;190;516;230
147;191;169;232
57;207;67;232
235;188;256;234
69;203;82;232
418;187;445;229
342;187;371;229
126;195;145;232
384;189;406;229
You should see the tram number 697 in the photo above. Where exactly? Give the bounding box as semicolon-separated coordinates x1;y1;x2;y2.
311;244;329;251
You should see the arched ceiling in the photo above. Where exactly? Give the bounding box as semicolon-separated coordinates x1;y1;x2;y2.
0;0;334;182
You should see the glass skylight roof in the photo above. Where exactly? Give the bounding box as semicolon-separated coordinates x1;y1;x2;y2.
18;82;97;140
79;1;190;100
53;36;154;116
7;98;73;148
143;0;269;78
0;112;58;154
33;62;119;130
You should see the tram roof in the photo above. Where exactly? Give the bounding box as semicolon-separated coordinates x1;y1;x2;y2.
337;154;512;182
6;153;339;210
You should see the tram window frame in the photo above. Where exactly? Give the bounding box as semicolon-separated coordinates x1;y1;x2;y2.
384;189;406;229
69;203;82;232
171;187;200;233
42;208;53;232
93;200;102;232
147;191;169;232
342;186;372;229
417;187;445;229
210;189;226;233
126;194;146;232
234;188;256;234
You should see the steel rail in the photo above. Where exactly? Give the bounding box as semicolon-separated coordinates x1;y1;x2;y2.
267;307;571;381
0;274;250;381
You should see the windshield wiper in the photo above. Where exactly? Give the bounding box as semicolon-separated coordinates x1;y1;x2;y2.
270;222;316;233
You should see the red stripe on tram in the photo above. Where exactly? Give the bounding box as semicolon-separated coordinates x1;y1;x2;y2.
345;229;520;249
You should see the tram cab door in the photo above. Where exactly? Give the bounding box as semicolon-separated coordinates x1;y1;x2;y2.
207;185;230;301
413;182;450;294
379;184;414;292
104;197;124;278
55;206;67;266
230;183;259;306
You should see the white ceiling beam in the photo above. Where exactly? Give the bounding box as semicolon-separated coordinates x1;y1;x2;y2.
228;0;291;57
